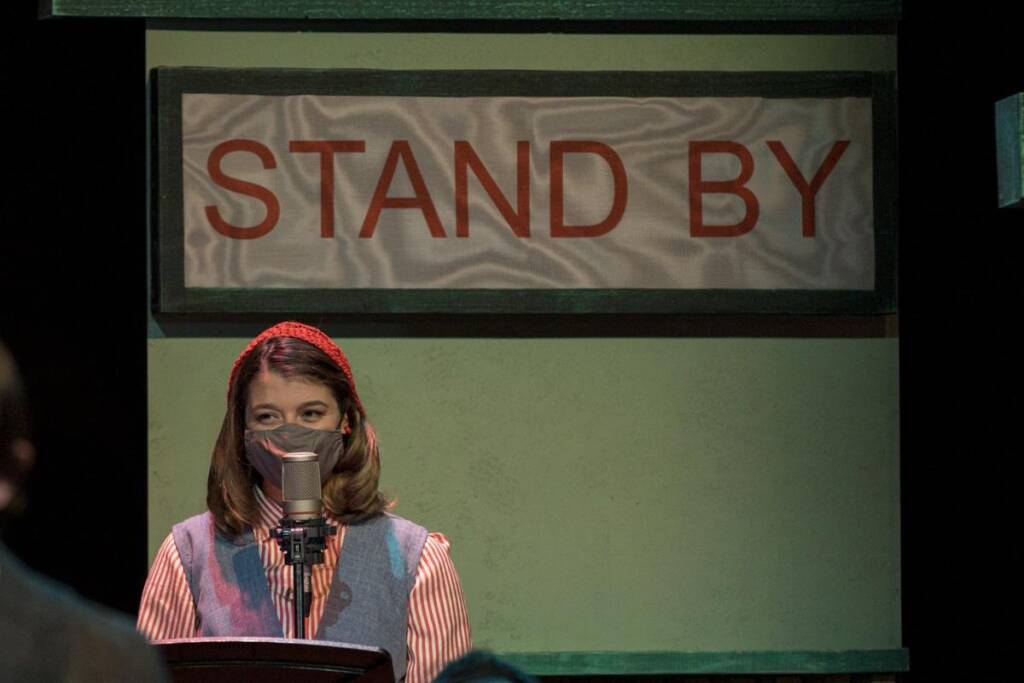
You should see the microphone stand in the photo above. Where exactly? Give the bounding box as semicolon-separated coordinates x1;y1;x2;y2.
272;516;337;639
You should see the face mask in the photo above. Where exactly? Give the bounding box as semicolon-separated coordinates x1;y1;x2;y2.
244;422;346;489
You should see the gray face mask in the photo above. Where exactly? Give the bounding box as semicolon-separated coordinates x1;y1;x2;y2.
244;423;346;489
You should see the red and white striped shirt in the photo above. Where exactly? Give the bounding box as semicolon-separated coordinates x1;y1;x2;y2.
137;489;471;683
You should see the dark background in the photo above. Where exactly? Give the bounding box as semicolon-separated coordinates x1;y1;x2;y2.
0;4;147;611
0;4;1020;681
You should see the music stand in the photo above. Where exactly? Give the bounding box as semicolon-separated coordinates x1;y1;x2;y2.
155;637;394;683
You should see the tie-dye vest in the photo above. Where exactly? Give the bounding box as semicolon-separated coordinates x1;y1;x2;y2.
172;511;427;681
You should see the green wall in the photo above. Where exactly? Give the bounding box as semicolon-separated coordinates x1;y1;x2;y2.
146;29;900;664
146;31;895;71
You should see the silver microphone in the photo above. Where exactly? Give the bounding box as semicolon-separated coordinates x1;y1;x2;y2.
281;452;322;520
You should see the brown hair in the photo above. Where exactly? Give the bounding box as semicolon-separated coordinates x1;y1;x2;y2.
207;336;390;537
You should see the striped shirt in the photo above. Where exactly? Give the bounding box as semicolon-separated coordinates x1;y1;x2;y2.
137;488;471;683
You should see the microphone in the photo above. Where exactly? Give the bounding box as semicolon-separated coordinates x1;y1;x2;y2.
276;451;335;638
281;451;322;520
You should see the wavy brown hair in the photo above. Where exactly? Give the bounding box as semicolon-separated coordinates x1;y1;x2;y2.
207;336;390;537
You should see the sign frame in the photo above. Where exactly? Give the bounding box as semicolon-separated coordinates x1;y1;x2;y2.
151;67;896;315
996;93;1024;209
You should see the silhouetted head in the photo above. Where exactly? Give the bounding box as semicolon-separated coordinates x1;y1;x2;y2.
0;340;33;514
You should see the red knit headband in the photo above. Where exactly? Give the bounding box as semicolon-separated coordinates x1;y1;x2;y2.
227;321;365;417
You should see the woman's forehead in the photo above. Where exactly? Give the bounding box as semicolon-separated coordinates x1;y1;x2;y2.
247;370;335;405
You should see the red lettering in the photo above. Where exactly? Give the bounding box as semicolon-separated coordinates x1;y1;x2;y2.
688;140;761;239
454;141;530;238
766;140;850;237
359;141;446;238
688;141;759;238
550;141;628;238
288;140;366;238
204;139;280;239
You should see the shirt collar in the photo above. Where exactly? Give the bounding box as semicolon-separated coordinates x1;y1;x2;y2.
252;485;283;530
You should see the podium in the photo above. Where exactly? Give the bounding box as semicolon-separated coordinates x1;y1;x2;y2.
154;637;394;683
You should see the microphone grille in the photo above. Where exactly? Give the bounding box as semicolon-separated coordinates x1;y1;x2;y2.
282;452;321;503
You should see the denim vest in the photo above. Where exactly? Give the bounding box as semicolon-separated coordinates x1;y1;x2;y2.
172;511;427;681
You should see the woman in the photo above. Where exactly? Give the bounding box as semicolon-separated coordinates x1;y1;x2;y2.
138;322;471;683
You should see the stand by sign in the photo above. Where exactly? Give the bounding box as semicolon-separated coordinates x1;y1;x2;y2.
151;68;895;314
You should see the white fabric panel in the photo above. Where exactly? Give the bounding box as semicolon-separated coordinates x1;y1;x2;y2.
182;94;873;290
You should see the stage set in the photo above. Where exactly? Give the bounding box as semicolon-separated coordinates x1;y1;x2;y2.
1;2;1020;682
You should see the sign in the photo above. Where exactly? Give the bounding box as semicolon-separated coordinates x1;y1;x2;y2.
996;93;1024;209
152;69;896;313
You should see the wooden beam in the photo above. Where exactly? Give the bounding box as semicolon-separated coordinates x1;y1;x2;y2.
500;649;910;675
42;0;901;23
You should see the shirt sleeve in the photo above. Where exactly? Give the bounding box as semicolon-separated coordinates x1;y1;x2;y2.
136;532;198;640
405;532;472;683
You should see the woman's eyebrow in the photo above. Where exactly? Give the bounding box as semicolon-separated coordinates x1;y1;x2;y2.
250;400;329;411
298;400;329;408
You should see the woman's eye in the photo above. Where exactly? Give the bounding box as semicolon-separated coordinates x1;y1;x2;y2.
302;409;325;421
256;413;280;424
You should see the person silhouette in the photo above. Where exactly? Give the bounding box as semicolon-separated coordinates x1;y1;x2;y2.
0;339;168;682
